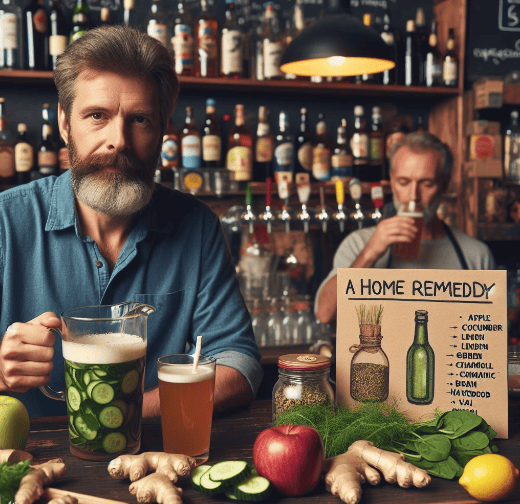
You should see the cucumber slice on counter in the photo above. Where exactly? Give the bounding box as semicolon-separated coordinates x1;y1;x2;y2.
190;465;212;491
208;460;250;486
234;475;272;502
224;488;239;500
199;467;223;495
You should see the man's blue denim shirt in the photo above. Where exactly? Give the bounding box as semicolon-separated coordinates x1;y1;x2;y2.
0;171;263;417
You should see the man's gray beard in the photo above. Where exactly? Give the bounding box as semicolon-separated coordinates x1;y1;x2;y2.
72;171;154;217
392;194;441;225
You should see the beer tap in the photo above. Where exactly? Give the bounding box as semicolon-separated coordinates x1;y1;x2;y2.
332;179;348;233
370;182;384;223
315;185;331;233
260;177;275;234
277;177;292;234
348;178;366;229
240;183;256;235
295;173;311;233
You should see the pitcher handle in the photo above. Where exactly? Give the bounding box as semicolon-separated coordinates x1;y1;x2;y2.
39;328;66;402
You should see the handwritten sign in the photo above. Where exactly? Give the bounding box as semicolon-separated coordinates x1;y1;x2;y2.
336;268;508;438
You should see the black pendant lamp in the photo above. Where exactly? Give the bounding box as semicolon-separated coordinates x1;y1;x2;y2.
280;0;395;77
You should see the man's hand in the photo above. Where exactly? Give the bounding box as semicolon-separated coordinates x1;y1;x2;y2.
0;312;61;393
352;215;421;268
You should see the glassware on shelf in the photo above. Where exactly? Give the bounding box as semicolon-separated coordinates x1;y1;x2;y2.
250;298;269;347
281;299;299;345
267;297;284;346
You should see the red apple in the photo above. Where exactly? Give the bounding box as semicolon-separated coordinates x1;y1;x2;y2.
253;424;325;496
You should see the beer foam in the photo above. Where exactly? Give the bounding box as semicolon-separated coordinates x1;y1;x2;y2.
62;333;146;364
158;364;215;384
398;210;424;218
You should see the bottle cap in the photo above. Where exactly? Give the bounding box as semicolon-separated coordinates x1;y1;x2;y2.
354;105;364;116
278;354;331;371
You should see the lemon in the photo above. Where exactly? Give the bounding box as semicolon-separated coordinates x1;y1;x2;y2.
459;454;519;502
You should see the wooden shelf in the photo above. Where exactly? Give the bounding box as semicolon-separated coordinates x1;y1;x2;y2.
478;222;520;241
0;70;462;98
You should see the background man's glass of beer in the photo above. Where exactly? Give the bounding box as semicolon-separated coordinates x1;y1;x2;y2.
157;354;216;463
393;201;424;261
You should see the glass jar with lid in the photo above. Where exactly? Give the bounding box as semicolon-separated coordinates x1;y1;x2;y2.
272;354;334;422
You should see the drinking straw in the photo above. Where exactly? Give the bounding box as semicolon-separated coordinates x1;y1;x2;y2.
193;335;203;373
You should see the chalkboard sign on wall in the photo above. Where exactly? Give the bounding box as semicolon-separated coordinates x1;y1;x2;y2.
465;0;520;88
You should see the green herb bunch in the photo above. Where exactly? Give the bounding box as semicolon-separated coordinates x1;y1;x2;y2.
0;459;31;503
274;403;498;480
355;304;384;326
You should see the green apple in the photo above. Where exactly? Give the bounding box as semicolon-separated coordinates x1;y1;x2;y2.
0;396;30;450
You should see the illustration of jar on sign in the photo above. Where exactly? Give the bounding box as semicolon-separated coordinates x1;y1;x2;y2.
350;304;389;402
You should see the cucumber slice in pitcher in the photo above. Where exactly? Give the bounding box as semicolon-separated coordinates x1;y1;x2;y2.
91;382;114;404
121;370;140;394
67;386;82;411
102;432;127;453
99;406;124;429
74;414;99;441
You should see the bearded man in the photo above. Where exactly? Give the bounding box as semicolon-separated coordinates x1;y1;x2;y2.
0;25;262;418
315;131;496;325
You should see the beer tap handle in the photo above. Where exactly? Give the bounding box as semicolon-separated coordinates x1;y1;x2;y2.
262;177;274;234
241;183;255;235
370;182;384;223
317;185;330;233
335;179;346;233
348;178;365;230
266;177;272;208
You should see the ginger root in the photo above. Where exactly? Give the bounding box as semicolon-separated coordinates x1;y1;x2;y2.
129;473;183;504
14;458;68;504
107;452;197;482
324;440;431;504
0;448;33;464
47;495;79;504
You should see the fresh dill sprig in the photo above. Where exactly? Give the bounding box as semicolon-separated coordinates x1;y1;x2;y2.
0;459;31;503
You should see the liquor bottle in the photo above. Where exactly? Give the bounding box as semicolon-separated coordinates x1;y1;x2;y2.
311;113;331;182
180;106;201;169
172;2;195;76
49;0;68;70
0;0;22;69
100;7;110;25
146;0;169;51
254;105;273;182
221;0;243;78
226;104;253;182
330;119;353;180
123;0;134;26
160;117;179;181
22;0;49;70
424;20;441;87
369;106;385;181
284;1;305;81
442;28;458;88
14;123;35;184
272;110;295;184
403;20;419;87
0;97;15;184
380;11;397;86
195;0;218;78
406;309;435;405
414;7;427;86
38;103;58;177
384;116;410;180
261;2;284;81
294;107;312;176
504;109;520;182
350;105;369;181
359;13;378;84
202;98;221;168
69;0;91;44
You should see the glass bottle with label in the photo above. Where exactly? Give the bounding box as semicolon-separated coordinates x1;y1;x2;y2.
0;97;15;184
180;106;201;169
312;113;330;182
172;2;195;76
424;20;441;87
195;0;218;78
49;0;67;70
221;0;243;78
350;105;369;181
202;98;221;168
160;117;179;181
254;105;273;182
226;104;253;182
331;119;353;180
0;0;22;69
284;1;305;81
38;103;58;177
123;0;134;26
22;0;49;70
505;109;520;182
406;309;435;405
261;2;283;81
146;0;169;51
414;7;427;86
273;110;295;185
403;19;419;87
369;106;385;182
294;107;312;177
69;0;91;44
14;123;35;184
442;28;458;88
359;13;379;84
100;7;110;25
380;11;397;86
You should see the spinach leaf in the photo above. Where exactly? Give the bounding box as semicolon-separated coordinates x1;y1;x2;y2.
450;446;492;468
475;421;497;442
407;455;463;480
414;434;452;462
451;431;490;451
437;410;482;439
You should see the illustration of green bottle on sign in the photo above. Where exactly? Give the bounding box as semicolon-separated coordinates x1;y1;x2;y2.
406;309;435;405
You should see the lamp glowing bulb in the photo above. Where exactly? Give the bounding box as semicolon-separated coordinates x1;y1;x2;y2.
328;56;347;67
